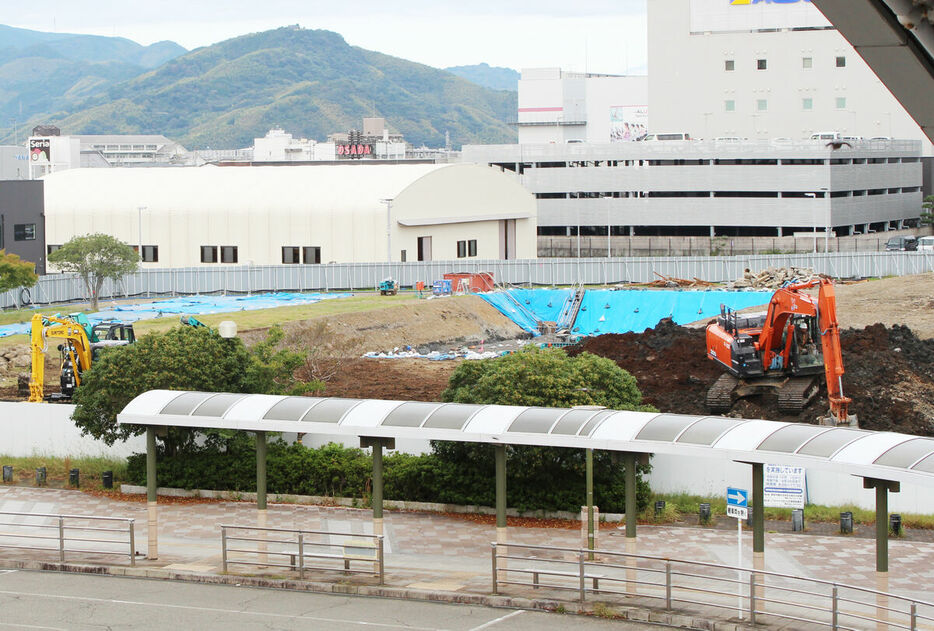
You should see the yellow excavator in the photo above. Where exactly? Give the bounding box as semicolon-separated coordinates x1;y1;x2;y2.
28;314;135;402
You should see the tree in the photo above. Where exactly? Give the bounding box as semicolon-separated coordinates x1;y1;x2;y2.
47;233;139;311
72;325;318;453
434;346;656;512
0;250;38;296
922;195;934;226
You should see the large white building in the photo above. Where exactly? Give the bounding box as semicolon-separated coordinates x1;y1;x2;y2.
517;68;648;145
649;0;931;150
42;163;536;267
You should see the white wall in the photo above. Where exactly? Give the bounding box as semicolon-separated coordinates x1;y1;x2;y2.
0;402;146;459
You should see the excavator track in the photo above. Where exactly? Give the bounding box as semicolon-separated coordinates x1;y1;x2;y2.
777;376;819;414
706;374;739;413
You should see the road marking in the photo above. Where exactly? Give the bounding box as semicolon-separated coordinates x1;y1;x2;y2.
0;570;18;574
0;589;443;630
468;610;524;630
0;624;66;630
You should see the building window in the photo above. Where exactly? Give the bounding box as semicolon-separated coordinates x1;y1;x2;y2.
457;240;467;258
141;246;158;263
302;246;321;264
200;246;218;263
282;246;300;264
756;58;767;70
47;244;61;255
400;250;407;262
802;56;812;69
836;97;846;109
220;246;238;264
757;99;768;111
836;56;846;67
724;100;735;112
802;98;813;110
724;59;734;71
468;240;477;257
14;223;36;241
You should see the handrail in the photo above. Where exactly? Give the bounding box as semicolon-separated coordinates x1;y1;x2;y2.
491;542;934;630
220;524;384;585
0;510;135;566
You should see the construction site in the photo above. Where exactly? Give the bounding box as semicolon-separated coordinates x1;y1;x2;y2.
2;269;932;438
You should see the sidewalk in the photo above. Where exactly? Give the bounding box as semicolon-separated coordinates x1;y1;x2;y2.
2;486;933;627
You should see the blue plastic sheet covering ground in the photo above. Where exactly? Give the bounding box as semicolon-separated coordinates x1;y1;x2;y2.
478;289;573;336
571;289;772;336
0;292;351;338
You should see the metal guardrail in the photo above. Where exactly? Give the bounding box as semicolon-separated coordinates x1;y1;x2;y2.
220;525;384;584
0;511;135;565
491;543;934;630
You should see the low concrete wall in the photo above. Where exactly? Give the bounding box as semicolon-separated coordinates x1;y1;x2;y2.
0;402;145;458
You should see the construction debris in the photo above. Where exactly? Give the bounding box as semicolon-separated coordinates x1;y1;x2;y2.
629;273;717;288
729;266;823;290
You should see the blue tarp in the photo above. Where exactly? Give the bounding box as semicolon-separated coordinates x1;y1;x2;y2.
0;292;352;338
480;288;772;338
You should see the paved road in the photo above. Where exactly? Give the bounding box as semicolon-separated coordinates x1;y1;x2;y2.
0;570;656;630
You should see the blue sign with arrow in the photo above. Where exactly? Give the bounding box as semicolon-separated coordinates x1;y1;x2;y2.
726;487;749;519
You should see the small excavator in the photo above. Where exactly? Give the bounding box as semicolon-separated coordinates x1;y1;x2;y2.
705;278;855;425
28;314;135;402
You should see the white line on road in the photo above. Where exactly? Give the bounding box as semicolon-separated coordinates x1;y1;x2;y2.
0;570;18;574
0;623;66;630
0;589;446;630
468;610;524;630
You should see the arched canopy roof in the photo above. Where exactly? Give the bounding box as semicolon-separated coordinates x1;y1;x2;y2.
119;390;934;487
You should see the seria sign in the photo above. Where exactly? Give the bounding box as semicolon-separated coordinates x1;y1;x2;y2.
337;143;373;158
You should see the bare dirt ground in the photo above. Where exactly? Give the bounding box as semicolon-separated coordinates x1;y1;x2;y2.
3;275;933;436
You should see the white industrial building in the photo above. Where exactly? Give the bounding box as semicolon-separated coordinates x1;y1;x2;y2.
42;163;536;267
649;0;932;151
463;139;922;239
517;68;648;145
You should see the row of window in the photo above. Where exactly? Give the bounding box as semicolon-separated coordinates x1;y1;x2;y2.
536;187;919;200
725;56;845;71
725;97;848;112
498;156;916;174
282;246;322;264
456;240;478;258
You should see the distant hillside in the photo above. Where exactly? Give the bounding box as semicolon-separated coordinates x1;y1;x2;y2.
32;27;517;149
0;24;186;125
445;63;519;91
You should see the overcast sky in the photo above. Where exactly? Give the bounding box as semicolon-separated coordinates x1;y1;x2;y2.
3;0;648;75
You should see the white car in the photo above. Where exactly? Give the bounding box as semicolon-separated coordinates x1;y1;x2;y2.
917;236;934;251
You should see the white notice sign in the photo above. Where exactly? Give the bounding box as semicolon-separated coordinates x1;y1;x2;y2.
764;464;806;509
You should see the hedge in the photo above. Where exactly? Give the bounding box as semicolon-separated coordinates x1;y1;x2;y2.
126;435;651;514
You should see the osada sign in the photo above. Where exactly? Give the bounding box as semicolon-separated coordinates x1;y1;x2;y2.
337;143;373;158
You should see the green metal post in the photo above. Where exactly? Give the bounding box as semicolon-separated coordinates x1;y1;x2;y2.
146;427;158;559
624;452;637;539
752;463;764;555
495;445;506;529
586;448;594;556
876;483;888;573
372;440;383;521
256;431;267;511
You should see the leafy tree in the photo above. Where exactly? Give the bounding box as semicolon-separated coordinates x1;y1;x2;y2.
47;233;139;311
922;195;934;226
0;250;38;295
435;346;656;511
72;325;318;454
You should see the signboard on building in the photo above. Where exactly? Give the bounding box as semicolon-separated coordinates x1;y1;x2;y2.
689;0;830;33
29;138;51;163
337;143;373;159
764;464;806;509
610;106;648;142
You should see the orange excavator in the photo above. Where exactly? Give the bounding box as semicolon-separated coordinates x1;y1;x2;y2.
705;278;855;425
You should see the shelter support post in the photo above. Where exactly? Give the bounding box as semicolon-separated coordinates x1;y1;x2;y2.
495;444;507;577
361;437;395;536
586;448;594;560
146;427;158;560
623;452;649;593
864;477;899;630
256;430;267;565
752;463;765;601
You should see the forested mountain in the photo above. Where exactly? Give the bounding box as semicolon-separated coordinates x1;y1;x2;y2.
445;63;520;91
2;26;516;149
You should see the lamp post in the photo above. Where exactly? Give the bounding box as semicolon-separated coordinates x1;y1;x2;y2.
576;194;582;258
137;206;147;262
821;187;830;253
604;195;612;258
804;194;817;253
379;198;393;262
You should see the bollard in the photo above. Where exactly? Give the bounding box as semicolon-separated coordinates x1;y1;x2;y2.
69;468;80;488
746;507;754;528
840;511;853;534
102;471;114;489
2;465;12;483
792;508;804;532
890;514;902;537
699;503;711;525
654;500;666;517
35;467;46;486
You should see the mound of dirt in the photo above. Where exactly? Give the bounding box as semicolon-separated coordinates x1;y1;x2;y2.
568;319;934;436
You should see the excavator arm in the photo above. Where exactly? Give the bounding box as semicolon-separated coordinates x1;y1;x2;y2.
754;282;818;372
816;279;852;422
28;314;94;402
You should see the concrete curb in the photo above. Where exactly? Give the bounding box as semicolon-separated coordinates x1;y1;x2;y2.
0;558;752;630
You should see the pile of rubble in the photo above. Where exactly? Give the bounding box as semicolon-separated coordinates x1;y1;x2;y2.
729;266;823;290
